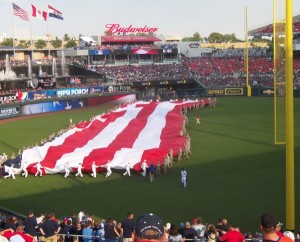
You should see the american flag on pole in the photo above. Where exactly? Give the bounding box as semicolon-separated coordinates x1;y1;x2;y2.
12;3;29;21
21;100;204;175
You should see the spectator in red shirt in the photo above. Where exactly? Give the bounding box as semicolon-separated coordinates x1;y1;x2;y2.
1;226;35;242
9;225;35;242
221;225;245;242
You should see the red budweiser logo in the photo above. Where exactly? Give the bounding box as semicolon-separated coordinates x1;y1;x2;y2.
105;24;158;34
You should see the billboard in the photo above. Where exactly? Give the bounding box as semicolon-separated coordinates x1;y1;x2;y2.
21;99;87;115
207;88;244;96
0;106;20;119
132;49;158;55
56;88;89;97
88;49;110;55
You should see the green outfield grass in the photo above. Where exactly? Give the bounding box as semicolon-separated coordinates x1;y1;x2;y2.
0;97;299;232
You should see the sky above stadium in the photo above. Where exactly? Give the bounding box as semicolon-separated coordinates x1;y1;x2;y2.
1;0;300;40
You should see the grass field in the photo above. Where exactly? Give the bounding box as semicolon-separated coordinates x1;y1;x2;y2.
0;97;299;232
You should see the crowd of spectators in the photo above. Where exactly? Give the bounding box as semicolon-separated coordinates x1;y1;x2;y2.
89;63;192;84
2;46;300;89
0;210;299;242
211;48;269;58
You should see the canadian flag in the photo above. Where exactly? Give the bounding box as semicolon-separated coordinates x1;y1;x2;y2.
31;4;47;21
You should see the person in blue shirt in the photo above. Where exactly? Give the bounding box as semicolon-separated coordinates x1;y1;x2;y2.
149;164;155;182
83;221;94;242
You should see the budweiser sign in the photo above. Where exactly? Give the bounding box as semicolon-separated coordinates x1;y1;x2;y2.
105;24;158;34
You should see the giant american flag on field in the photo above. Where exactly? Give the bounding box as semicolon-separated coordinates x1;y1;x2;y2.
21;100;205;175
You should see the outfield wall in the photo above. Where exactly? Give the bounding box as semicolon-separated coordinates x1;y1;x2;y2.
206;87;300;97
1;87;300;119
0;93;137;120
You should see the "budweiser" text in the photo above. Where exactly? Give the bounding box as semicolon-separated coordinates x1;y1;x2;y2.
105;24;158;34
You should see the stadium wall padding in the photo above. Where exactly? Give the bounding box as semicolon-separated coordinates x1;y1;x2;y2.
0;93;136;119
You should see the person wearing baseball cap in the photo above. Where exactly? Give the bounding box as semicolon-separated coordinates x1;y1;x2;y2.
134;213;165;242
260;213;293;242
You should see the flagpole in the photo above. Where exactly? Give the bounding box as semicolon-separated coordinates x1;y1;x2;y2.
47;2;50;59
11;3;16;58
28;1;33;60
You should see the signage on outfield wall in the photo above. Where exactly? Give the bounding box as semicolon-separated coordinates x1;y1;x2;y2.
107;85;132;92
105;24;158;34
0;106;20;119
207;88;244;96
259;89;275;96
56;88;89;97
21;99;87;115
131;79;194;88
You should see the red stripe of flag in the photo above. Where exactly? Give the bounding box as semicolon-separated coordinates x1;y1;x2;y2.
81;102;159;171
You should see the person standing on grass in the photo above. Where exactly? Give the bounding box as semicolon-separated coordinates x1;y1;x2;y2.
64;162;71;178
181;168;187;188
196;115;200;124
123;162;131;176
141;160;148;177
21;161;29;178
34;162;43;177
4;164;16;179
149;164;155;182
75;163;84;178
155;162;161;176
106;161;112;178
91;162;99;178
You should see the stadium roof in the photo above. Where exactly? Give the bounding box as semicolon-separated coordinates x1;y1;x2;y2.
248;14;300;36
101;36;161;43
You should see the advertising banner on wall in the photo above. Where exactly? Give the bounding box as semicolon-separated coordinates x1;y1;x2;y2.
107;85;132;92
88;49;110;55
56;88;89;97
207;88;244;96
131;79;194;88
132;49;158;55
21;99;87;115
24;90;54;101
0;106;20;119
89;86;106;94
27;91;47;100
